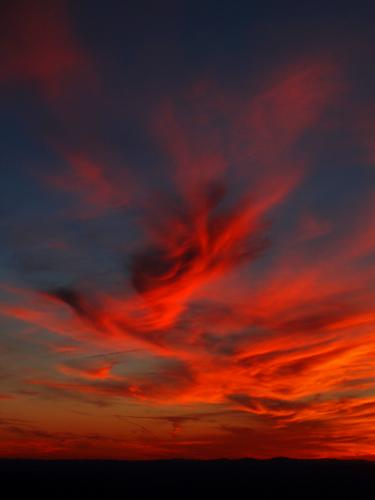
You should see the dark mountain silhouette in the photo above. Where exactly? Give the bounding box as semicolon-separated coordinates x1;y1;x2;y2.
1;458;374;499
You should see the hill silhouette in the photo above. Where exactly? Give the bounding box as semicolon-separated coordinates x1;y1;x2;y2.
1;458;374;499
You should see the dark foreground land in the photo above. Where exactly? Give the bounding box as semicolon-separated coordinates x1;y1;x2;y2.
1;458;374;499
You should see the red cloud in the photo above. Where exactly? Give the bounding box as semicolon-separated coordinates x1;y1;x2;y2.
0;0;88;98
1;55;375;460
45;151;133;218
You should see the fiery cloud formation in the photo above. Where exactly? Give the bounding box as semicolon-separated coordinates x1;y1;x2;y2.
0;0;374;460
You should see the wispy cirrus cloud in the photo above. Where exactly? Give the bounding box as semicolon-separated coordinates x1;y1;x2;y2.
0;1;374;459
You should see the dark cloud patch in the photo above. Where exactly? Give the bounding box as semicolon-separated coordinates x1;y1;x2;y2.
25;378;116;408
199;331;253;356
239;339;334;368
31;356;196;403
227;393;308;417
130;245;199;294
45;286;100;324
275;305;358;335
128;181;269;296
273;346;352;377
117;408;238;437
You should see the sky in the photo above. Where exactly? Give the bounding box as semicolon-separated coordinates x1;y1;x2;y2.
0;0;375;459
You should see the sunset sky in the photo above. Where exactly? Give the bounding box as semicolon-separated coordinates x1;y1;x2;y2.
0;0;375;459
